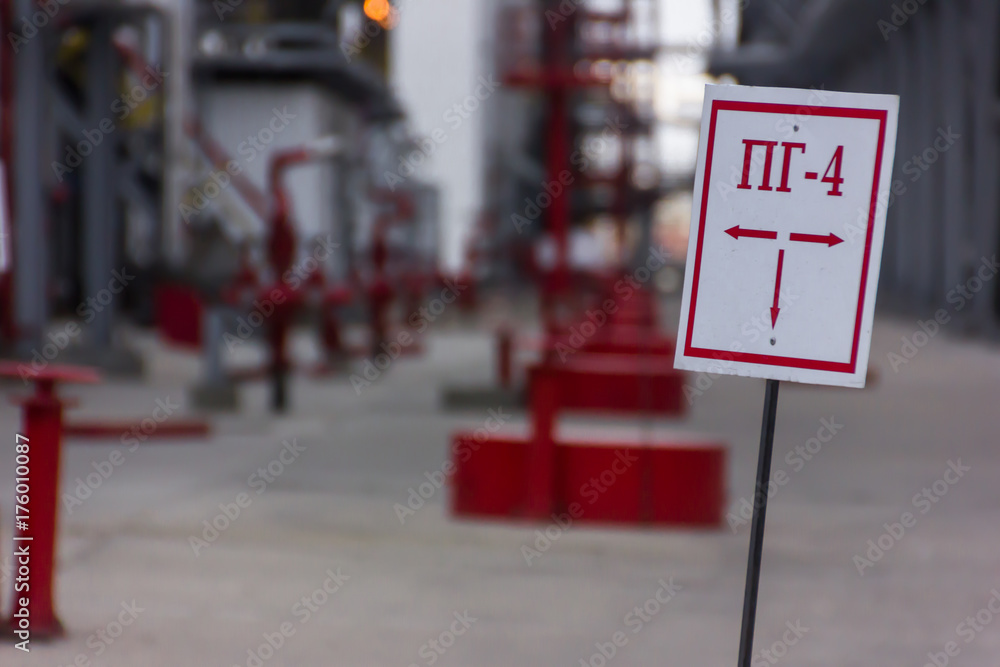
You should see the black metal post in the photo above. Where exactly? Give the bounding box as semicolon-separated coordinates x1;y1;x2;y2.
271;367;287;414
737;379;780;667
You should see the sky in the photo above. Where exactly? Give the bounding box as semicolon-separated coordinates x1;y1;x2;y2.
390;0;731;269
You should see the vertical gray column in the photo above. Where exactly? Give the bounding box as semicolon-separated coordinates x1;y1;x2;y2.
971;0;1000;331
188;302;238;411
912;13;938;307
162;0;193;266
899;26;927;306
332;154;351;284
892;30;917;302
939;1;968;314
83;18;117;348
12;0;48;354
881;31;907;299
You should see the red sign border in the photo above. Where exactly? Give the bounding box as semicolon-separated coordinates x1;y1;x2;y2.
684;100;889;374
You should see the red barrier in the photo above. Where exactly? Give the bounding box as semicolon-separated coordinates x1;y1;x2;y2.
451;433;726;526
450;360;727;527
63;420;209;440
534;356;685;414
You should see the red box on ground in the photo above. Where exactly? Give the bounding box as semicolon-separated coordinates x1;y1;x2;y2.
450;426;726;528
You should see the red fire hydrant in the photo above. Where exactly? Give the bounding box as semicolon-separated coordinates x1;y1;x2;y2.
0;362;100;640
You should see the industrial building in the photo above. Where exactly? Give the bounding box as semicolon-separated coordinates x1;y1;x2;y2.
712;0;1000;329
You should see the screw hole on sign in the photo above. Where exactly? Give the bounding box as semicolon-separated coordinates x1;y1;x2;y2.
793;125;799;132
770;337;776;346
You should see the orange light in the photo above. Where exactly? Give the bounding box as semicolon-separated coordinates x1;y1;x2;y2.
363;0;397;28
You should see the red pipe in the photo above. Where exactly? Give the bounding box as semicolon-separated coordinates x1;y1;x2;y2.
262;144;344;409
63;420;209;439
186;117;271;221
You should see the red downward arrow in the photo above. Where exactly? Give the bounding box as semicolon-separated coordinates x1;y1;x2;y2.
789;232;843;247
771;249;784;328
726;225;778;241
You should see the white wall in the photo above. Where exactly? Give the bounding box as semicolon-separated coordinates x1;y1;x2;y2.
390;1;484;272
201;85;346;242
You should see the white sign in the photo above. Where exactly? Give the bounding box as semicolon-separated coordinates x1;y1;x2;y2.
674;85;899;388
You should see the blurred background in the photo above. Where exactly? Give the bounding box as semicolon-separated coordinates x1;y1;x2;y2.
0;0;999;665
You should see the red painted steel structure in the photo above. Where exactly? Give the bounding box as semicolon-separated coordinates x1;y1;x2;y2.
451;360;726;526
502;5;603;321
0;362;100;639
449;1;726;527
496;0;686;403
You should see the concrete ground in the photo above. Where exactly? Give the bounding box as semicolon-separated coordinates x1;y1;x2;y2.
1;309;1000;666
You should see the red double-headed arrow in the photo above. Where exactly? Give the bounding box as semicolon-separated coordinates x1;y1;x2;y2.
725;225;778;241
789;232;843;247
723;225;842;328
